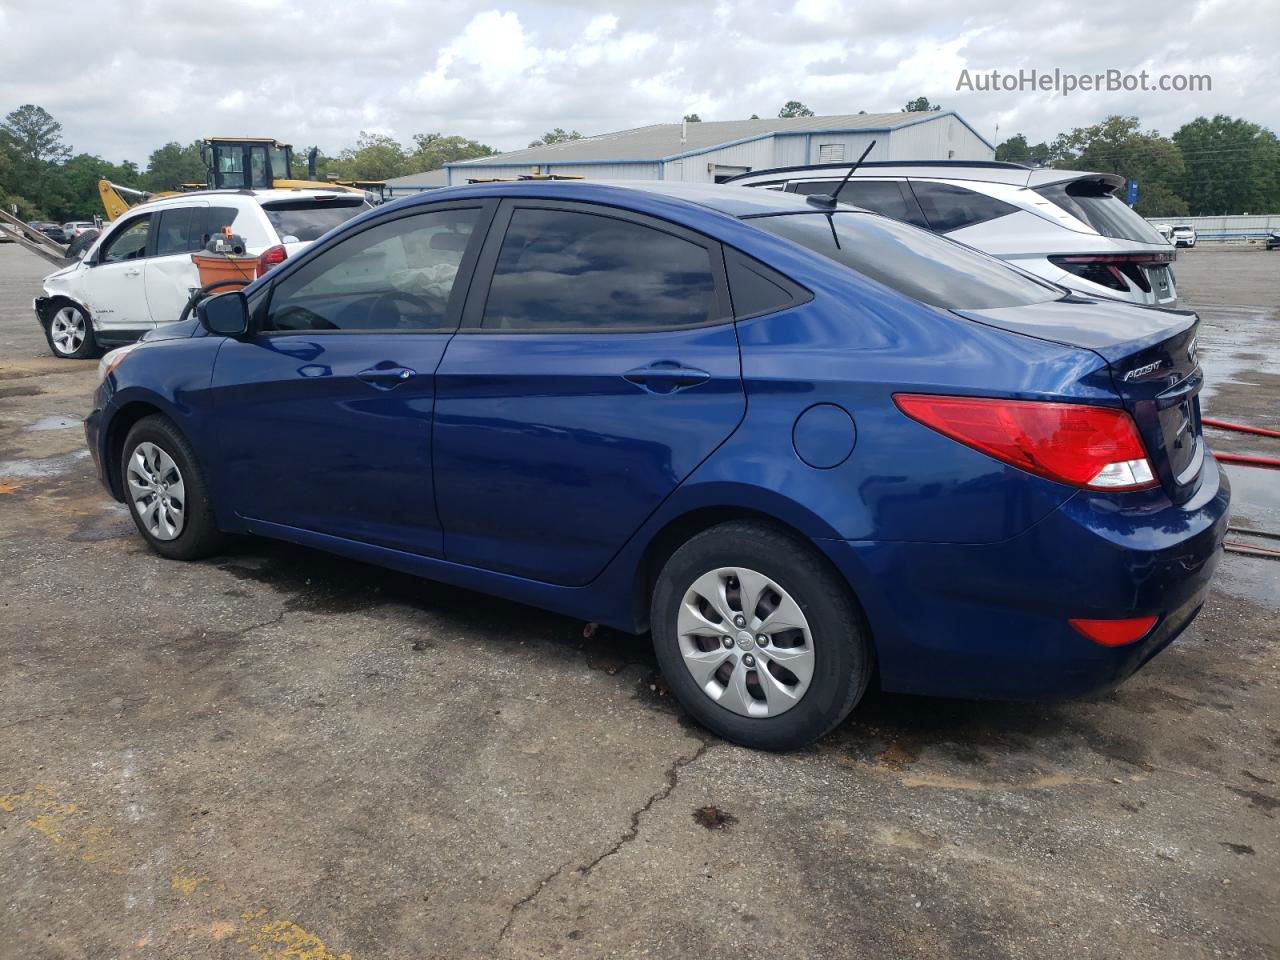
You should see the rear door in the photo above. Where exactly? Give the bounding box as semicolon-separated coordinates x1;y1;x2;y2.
143;203;208;325
432;199;744;586
210;201;493;555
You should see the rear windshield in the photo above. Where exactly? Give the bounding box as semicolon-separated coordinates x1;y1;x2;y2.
1034;180;1167;244
262;198;369;242
747;211;1062;310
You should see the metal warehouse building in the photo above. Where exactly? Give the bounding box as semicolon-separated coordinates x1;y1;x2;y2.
440;111;995;185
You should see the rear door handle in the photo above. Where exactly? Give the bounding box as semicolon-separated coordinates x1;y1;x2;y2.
357;364;416;390
623;361;711;394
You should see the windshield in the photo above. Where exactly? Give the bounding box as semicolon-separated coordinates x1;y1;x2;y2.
262;198;370;242
746;211;1062;310
1034;180;1167;244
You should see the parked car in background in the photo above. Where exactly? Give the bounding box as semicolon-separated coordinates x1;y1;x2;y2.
35;188;370;358
1171;225;1197;248
62;221;97;241
87;181;1228;750
1154;223;1173;241
727;162;1179;307
28;221;67;244
1265;231;1280;251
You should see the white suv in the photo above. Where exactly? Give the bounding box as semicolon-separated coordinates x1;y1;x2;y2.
727;162;1178;308
36;188;369;358
1170;225;1197;248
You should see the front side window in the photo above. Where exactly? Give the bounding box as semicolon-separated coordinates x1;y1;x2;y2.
481;207;716;331
263;207;481;333
908;181;1019;233
99;216;151;263
748;211;1061;310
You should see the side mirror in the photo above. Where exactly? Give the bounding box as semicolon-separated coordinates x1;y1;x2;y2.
197;291;250;336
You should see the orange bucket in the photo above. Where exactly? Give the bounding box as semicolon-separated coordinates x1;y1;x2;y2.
191;253;256;288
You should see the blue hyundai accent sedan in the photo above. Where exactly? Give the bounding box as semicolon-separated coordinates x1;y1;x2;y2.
85;181;1229;750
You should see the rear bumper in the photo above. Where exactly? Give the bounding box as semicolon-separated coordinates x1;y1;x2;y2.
817;458;1230;700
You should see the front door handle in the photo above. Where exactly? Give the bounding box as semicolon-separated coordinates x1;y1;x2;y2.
124;268;142;277
357;364;416;391
623;361;711;394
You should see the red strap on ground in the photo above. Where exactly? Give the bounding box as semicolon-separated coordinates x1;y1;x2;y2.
1203;417;1280;439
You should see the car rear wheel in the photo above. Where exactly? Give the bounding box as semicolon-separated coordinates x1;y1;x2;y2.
45;301;98;360
121;415;225;560
651;521;873;750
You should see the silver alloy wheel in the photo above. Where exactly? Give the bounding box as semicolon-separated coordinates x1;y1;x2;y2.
676;566;815;718
126;441;186;541
50;306;86;355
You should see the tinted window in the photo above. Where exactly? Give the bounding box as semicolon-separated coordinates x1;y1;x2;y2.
262;198;370;242
790;180;929;227
199;206;240;249
748;211;1060;310
726;252;796;318
264;207;480;333
99;216;151;263
1035;180;1168;244
155;207;197;256
909;181;1018;232
482;208;715;331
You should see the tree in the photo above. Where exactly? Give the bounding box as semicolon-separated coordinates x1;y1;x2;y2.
902;97;941;112
1172;115;1280;216
528;128;583;148
749;114;760;120
142;141;206;192
994;133;1052;165
1049;115;1187;217
0;104;70;167
407;132;496;171
335;132;409;180
777;101;814;119
683;114;702;123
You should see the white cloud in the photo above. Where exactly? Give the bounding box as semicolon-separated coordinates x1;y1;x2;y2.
0;0;1275;166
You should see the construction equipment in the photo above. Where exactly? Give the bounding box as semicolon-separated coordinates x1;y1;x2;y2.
95;137;369;221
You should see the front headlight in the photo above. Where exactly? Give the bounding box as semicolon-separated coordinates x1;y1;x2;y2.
97;343;140;384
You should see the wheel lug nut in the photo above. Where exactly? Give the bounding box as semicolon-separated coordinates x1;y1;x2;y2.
757;635;768;646
733;615;746;628
721;636;733;649
743;653;756;668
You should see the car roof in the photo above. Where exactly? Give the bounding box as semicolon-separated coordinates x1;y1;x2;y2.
391;179;825;220
130;187;365;213
727;160;1126;192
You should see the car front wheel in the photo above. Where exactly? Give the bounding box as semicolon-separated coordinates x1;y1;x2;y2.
651;521;873;750
45;300;98;359
121;415;225;560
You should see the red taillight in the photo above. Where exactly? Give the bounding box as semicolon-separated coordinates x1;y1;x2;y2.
1048;253;1172;293
256;244;287;278
1069;616;1158;646
893;394;1157;491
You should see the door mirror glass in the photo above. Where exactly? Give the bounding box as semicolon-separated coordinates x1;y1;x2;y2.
198;291;250;336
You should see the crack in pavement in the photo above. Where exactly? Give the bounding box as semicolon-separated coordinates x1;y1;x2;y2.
493;736;711;949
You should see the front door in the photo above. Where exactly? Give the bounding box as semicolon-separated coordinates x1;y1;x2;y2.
209;203;492;555
85;213;154;337
433;200;745;586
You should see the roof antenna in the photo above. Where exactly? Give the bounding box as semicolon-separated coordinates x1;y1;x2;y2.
805;139;876;210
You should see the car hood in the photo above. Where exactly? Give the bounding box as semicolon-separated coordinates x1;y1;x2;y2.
140;317;204;342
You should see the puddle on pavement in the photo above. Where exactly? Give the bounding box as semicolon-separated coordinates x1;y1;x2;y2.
24;414;83;432
1216;555;1280;611
0;449;90;478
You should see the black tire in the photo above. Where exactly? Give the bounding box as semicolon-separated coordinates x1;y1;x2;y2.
43;298;99;360
651;521;873;751
120;414;225;560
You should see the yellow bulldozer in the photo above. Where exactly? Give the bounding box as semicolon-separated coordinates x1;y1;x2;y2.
98;137;382;220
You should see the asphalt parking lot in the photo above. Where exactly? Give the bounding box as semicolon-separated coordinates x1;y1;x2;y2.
1;244;1276;959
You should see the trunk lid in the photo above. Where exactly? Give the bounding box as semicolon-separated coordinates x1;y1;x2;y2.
956;296;1205;502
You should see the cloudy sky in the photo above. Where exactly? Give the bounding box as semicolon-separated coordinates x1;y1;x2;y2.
0;0;1274;166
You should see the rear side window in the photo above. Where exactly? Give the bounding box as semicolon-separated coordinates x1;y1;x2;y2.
790;180;929;228
481;207;716;331
908;181;1018;233
1034;180;1167;244
726;252;799;318
155;207;199;256
748;211;1061;310
262;198;369;242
